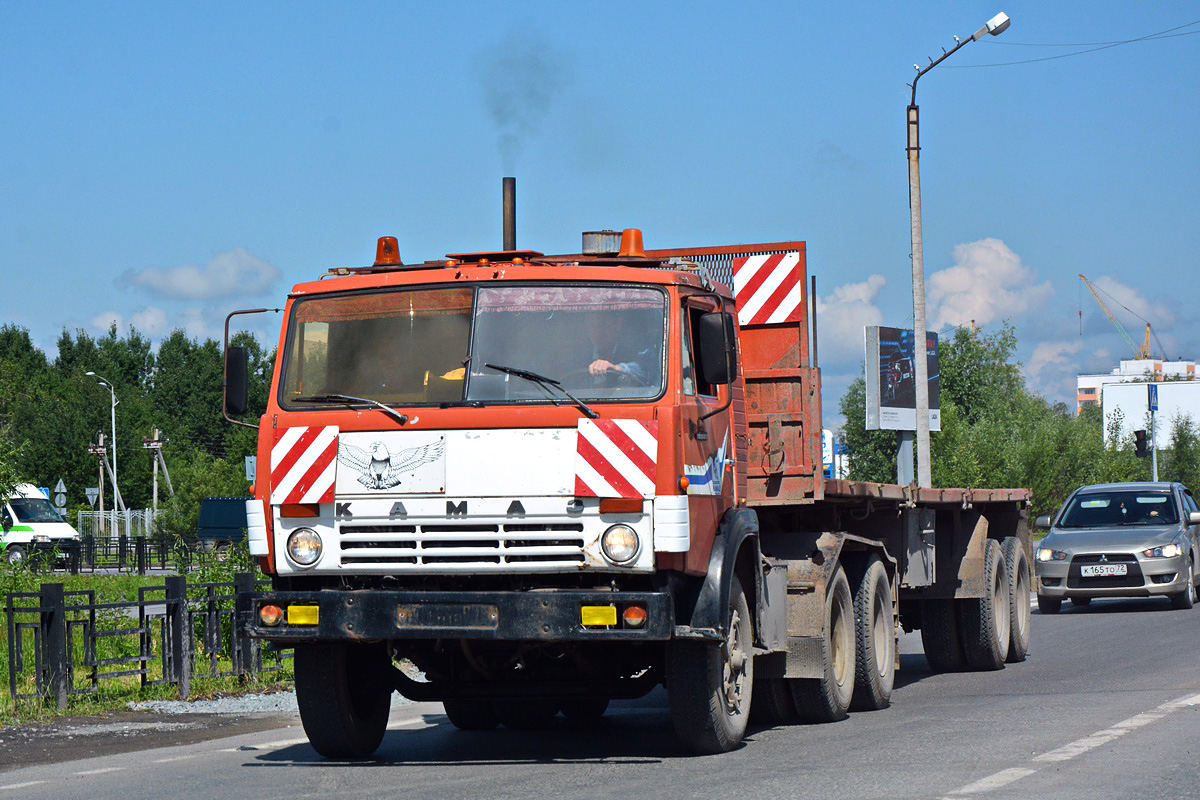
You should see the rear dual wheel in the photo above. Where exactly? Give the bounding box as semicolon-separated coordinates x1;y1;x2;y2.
850;557;895;711
1002;536;1032;663
792;565;855;722
923;539;1015;671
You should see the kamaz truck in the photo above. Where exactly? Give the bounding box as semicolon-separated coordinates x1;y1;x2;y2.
226;223;1032;757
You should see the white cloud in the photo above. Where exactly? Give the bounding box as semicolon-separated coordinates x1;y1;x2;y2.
1026;339;1083;402
816;274;887;363
123;247;281;300
88;310;124;332
928;238;1052;330
129;307;170;337
1085;274;1176;335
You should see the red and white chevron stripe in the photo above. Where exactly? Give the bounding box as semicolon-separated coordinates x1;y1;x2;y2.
271;426;339;504
733;252;804;326
575;419;659;499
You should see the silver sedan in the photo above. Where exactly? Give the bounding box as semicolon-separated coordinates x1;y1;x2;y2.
1034;482;1200;613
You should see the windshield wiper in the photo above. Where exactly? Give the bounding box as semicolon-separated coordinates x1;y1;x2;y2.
292;394;409;426
483;363;599;419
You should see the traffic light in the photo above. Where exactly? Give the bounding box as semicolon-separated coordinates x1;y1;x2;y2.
1134;429;1148;458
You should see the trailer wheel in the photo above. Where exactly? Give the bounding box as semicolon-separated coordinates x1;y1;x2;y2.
3;545;24;565
667;573;754;753
442;699;500;730
850;557;895;711
1002;536;1032;663
560;697;609;720
959;539;1010;670
494;697;558;729
750;676;799;725
295;642;392;758
920;599;965;672
791;564;855;723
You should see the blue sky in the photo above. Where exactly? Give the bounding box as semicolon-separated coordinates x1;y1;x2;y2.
2;2;1197;428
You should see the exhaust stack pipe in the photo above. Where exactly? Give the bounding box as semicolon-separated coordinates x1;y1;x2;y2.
503;177;516;251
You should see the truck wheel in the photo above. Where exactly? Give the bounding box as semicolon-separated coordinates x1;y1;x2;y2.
3;545;25;565
750;676;799;725
959;539;1010;670
1002;536;1032;663
850;557;895;711
494;697;559;729
1170;559;1195;610
560;697;609;720
1037;594;1062;614
791;564;855;723
442;699;500;730
667;573;754;753
295;642;392;758
920;599;965;672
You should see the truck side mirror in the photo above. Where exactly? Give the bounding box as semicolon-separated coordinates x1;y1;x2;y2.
697;311;738;385
225;346;250;416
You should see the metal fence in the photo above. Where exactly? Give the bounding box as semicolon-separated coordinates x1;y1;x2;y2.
25;535;214;575
5;573;291;708
75;509;158;539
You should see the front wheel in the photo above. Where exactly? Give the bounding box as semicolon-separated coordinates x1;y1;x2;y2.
295;642;393;758
1170;559;1195;610
4;545;25;565
667;573;754;754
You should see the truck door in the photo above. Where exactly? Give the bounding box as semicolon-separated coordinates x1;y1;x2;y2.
677;297;734;573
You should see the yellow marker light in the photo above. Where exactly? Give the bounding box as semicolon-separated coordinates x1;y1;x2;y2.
287;605;320;625
581;605;618;627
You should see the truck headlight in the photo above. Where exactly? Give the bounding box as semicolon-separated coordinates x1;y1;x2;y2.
286;528;322;567
601;524;640;564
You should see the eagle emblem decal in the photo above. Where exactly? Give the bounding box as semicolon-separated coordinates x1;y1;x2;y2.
338;439;445;490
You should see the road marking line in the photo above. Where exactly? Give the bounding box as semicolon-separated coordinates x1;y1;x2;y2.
387;715;429;729
153;754;198;763
946;690;1200;796
75;767;124;775
951;767;1038;794
0;781;46;791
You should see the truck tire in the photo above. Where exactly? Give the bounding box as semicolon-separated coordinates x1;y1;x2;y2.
494;697;558;729
667;573;754;753
443;699;500;730
295;642;392;758
750;676;799;725
920;599;965;672
1002;536;1032;663
791;565;855;723
850;557;895;711
959;539;1010;670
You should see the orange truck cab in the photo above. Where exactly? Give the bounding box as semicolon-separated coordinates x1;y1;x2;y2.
226;228;1031;759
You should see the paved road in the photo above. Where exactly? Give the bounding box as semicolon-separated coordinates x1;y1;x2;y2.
4;595;1199;800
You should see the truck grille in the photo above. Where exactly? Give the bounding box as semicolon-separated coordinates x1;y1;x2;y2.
338;521;587;571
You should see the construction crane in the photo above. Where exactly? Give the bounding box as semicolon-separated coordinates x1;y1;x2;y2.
1078;273;1170;361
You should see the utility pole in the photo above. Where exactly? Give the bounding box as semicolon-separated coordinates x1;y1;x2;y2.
143;429;174;511
89;435;107;535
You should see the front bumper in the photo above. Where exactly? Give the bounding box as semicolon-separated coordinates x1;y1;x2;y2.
1036;553;1189;599
246;589;676;642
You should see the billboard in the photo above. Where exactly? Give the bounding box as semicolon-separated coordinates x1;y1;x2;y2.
865;326;941;431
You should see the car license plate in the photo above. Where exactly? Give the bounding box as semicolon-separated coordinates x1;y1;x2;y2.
1081;563;1127;577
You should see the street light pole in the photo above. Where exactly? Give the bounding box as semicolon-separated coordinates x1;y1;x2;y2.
85;371;119;497
906;12;1010;488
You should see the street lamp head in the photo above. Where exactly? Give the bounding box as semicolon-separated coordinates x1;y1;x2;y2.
85;371;96;377
973;11;1011;41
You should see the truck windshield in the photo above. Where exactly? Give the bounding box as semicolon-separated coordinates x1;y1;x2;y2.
280;284;667;408
10;498;65;523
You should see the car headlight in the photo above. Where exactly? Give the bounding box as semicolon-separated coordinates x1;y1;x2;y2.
286;528;323;566
1143;543;1183;558
1037;547;1067;562
601;524;640;564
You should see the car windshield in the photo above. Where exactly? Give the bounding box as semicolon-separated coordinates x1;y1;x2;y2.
10;497;65;523
279;283;667;408
1057;490;1179;528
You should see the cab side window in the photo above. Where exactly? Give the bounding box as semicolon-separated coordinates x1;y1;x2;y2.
684;304;718;398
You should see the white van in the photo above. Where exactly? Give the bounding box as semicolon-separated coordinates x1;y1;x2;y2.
1;483;81;564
